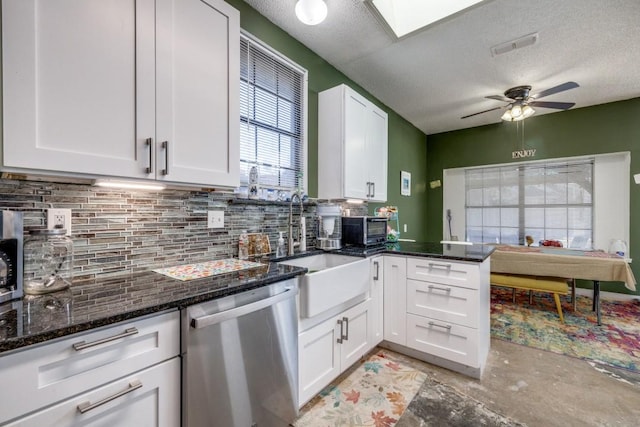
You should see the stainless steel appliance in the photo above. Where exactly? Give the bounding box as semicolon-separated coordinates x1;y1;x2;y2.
342;216;387;246
0;211;23;303
182;279;299;427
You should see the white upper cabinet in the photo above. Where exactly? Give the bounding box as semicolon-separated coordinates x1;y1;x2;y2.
1;0;239;188
318;84;388;202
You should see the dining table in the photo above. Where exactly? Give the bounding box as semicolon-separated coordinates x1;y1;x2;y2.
490;245;637;325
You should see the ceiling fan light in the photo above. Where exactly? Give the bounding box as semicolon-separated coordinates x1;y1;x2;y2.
510;104;522;118
295;0;327;25
501;110;513;121
522;105;535;118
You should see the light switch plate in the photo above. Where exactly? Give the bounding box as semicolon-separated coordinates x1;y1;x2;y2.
207;211;224;229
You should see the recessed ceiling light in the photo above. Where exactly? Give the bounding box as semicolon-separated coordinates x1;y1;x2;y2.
368;0;484;38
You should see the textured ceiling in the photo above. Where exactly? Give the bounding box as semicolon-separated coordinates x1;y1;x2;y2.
242;0;640;135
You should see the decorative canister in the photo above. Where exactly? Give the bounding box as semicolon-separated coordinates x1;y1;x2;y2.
24;228;73;294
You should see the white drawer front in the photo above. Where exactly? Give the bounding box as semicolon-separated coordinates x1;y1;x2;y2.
4;357;180;427
407;257;479;289
406;313;479;368
406;279;479;328
0;311;180;424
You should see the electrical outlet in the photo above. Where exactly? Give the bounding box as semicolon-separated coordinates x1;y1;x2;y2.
47;208;72;235
207;211;224;229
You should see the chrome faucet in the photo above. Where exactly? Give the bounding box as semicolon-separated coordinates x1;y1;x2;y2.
288;191;305;256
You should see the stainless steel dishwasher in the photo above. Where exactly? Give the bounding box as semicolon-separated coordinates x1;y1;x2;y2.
182;279;299;427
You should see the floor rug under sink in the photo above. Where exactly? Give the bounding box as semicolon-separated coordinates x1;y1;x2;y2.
294;349;427;427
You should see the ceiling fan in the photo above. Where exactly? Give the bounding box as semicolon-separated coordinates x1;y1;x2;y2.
461;81;579;121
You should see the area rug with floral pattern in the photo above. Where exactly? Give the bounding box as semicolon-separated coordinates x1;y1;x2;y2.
491;287;640;373
294;350;427;427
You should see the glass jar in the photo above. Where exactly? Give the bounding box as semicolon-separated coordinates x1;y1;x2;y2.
24;228;73;294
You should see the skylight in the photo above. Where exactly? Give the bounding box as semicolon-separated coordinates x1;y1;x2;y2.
370;0;484;38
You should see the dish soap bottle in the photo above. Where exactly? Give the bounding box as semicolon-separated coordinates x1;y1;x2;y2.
238;230;249;260
276;232;286;258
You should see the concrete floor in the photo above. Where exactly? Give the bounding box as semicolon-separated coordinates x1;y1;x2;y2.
393;338;640;426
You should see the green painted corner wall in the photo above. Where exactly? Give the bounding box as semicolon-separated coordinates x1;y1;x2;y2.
230;0;429;241
426;97;640;294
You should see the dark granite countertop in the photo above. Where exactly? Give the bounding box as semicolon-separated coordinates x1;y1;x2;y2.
0;262;305;354
0;241;492;355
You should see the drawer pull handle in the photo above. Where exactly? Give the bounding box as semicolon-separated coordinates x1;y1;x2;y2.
427;262;452;270
72;327;139;351
428;285;451;293
373;261;380;281
428;321;452;331
337;319;344;344
77;380;142;414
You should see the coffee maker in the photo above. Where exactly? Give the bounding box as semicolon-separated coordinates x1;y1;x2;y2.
0;211;23;303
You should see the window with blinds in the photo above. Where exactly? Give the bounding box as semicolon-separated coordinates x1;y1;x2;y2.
465;160;593;248
240;35;306;191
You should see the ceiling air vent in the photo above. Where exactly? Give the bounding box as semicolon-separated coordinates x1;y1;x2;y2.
491;32;538;57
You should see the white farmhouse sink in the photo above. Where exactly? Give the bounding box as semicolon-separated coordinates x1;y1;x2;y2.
279;254;370;318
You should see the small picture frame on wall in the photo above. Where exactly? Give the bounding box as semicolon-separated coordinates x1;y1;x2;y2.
401;171;411;196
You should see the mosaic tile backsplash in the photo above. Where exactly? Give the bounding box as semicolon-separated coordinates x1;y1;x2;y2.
0;178;367;281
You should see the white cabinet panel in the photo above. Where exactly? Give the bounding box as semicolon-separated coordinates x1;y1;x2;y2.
4;358;180;427
2;0;153;177
407;279;479;328
406;313;479;367
318;84;388;202
298;315;341;405
339;300;372;369
155;0;239;186
383;256;407;345
407;257;480;290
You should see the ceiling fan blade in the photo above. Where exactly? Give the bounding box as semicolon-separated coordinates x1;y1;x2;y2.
486;95;512;102
530;81;579;99
461;106;503;119
528;101;576;110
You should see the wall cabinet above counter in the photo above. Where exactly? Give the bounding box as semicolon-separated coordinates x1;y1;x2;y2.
318;84;388;202
1;0;239;188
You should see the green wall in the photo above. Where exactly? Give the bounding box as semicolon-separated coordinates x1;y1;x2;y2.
230;0;428;241
426;98;640;294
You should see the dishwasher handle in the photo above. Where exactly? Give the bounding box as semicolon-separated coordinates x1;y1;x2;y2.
190;286;297;329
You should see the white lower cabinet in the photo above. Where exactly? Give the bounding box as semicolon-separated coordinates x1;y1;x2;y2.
298;299;373;406
383;256;407;345
4;358;180;427
382;255;490;378
0;311;180;426
370;256;384;345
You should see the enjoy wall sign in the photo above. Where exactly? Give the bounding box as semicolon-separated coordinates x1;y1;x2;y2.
512;148;536;159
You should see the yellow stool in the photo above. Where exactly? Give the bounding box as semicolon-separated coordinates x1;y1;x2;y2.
491;273;569;323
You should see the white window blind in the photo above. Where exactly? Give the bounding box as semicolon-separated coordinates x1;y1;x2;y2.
240;35;306;191
465;160;593;248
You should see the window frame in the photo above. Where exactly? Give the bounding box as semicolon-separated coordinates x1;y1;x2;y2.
239;31;309;193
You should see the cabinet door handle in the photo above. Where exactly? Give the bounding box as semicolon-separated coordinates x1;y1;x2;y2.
337;318;344;344
428;285;451;293
373;261;379;281
366;182;371;198
428;321;452;331
162;141;169;175
72;327;139;351
77;380;142;414
371;182;375;198
342;316;349;341
145;138;153;174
